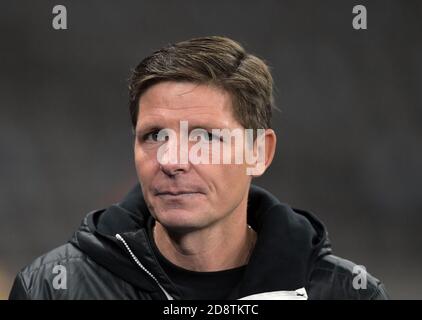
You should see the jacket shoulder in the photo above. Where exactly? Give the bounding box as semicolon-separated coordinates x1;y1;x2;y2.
9;243;86;299
20;242;86;275
308;254;389;300
8;242;134;300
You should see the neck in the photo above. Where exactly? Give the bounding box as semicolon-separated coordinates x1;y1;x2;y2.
153;215;256;272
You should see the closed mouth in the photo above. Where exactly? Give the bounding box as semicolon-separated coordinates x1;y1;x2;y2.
156;191;202;196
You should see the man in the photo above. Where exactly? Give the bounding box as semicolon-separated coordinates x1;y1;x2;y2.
9;36;388;300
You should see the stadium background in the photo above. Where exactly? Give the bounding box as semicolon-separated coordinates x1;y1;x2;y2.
1;0;421;299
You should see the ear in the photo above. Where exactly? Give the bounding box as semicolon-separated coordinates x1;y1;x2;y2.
247;129;277;177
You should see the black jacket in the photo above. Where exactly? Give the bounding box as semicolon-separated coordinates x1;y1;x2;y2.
9;184;389;300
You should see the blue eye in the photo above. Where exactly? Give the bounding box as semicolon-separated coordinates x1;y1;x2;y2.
203;132;220;141
144;131;160;142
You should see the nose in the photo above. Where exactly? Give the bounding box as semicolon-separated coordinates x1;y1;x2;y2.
160;162;190;176
158;133;191;177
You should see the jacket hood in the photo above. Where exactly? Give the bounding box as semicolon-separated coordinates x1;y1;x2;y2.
70;183;332;299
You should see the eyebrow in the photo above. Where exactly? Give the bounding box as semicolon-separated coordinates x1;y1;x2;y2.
135;124;162;136
136;121;228;135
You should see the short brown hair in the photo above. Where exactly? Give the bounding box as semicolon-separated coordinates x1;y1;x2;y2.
128;36;274;130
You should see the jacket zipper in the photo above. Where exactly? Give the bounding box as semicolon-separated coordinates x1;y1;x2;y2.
116;233;307;300
115;233;174;300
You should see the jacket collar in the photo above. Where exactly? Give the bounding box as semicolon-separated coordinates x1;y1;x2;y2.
71;183;331;299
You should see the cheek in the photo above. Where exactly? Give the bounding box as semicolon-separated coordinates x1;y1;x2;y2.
134;144;158;179
199;163;250;196
201;164;249;215
226;163;250;185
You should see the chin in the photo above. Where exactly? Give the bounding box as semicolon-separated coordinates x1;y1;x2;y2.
155;209;209;232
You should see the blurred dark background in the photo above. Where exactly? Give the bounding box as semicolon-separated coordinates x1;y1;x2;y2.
1;0;421;299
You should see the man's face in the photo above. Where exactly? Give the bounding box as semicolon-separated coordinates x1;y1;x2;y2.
134;81;253;232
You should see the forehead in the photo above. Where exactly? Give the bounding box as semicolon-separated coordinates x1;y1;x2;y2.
137;81;239;129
